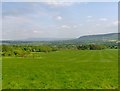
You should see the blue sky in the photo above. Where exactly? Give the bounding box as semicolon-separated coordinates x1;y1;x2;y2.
2;2;118;40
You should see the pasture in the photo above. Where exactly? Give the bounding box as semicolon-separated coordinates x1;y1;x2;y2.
2;49;118;89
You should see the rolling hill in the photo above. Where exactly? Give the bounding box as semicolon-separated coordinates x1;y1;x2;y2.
1;33;119;45
60;33;119;45
78;33;119;41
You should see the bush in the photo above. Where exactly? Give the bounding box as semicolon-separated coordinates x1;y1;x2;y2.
77;44;106;50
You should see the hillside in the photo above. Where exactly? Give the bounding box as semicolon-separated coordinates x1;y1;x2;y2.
78;33;119;41
74;33;119;44
62;33;120;45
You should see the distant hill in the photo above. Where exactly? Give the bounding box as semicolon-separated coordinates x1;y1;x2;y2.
27;33;119;42
24;38;72;41
1;33;119;45
78;33;119;42
62;33;120;45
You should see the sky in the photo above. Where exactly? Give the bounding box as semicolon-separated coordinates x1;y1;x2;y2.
1;1;118;40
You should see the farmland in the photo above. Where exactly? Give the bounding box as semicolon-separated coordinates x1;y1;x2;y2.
2;49;118;89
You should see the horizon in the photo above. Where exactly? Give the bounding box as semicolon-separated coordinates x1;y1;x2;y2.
1;2;118;40
1;32;118;41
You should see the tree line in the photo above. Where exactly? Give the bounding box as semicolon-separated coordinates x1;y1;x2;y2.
1;44;118;57
1;45;57;57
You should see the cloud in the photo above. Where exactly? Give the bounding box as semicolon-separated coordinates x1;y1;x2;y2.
2;15;45;39
87;16;92;18
43;0;75;7
113;20;118;26
61;25;70;29
33;30;44;34
56;16;63;20
33;30;39;33
95;24;100;26
73;25;77;28
3;16;31;24
99;18;108;21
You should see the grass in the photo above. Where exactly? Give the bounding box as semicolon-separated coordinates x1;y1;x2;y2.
0;57;1;90
2;49;118;89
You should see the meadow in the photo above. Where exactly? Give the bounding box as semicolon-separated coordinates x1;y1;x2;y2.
2;49;118;89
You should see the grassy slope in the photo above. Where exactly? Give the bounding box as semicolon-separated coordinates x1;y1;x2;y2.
0;57;1;90
2;50;118;89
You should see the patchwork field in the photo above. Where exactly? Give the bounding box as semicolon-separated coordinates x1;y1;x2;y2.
2;49;118;89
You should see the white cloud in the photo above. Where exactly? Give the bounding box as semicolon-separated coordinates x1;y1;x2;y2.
61;25;70;29
3;16;31;25
113;20;118;26
56;16;63;20
99;18;108;21
95;24;100;26
87;16;92;18
33;30;39;33
42;0;76;7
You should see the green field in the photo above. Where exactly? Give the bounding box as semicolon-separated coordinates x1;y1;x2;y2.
2;49;118;89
